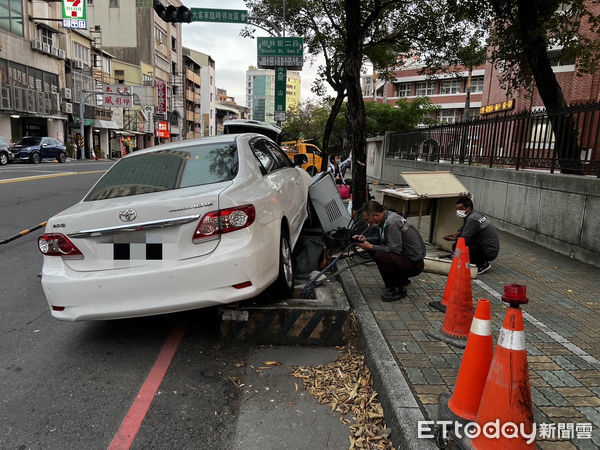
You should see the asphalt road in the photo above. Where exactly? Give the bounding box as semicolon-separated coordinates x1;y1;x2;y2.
0;160;348;449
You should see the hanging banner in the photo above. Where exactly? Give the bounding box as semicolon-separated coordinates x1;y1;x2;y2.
156;80;167;114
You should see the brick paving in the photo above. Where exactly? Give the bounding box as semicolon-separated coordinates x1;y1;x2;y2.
348;218;600;449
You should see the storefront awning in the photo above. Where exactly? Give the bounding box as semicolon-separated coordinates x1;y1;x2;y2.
115;130;146;136
93;119;120;129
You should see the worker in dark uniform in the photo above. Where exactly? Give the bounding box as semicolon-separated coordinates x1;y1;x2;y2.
353;201;426;301
443;196;500;274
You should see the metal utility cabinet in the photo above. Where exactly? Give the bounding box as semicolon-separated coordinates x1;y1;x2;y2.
379;171;470;253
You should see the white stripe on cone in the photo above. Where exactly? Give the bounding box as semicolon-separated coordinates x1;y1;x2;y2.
470;317;492;336
497;328;526;351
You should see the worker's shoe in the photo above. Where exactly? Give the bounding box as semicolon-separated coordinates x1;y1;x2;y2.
477;262;492;275
381;286;407;302
399;278;411;287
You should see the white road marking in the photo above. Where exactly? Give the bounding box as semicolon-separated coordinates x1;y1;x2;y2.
474;278;600;369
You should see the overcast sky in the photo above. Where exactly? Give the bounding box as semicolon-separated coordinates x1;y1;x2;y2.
181;0;333;107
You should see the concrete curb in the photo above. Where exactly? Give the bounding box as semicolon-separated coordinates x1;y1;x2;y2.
338;259;436;450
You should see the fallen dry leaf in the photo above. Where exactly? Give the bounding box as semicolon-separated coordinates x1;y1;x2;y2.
291;344;395;450
264;361;281;366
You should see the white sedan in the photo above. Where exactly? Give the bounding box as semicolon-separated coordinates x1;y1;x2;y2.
38;134;311;321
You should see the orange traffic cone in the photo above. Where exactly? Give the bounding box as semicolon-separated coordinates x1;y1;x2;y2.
447;298;494;421
472;284;535;449
442;238;466;307
429;238;466;313
441;246;473;339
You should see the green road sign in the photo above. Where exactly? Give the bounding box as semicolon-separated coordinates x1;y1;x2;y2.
190;8;248;23
257;37;303;57
274;67;287;122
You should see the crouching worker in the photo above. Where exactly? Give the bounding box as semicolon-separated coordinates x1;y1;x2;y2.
443;196;499;275
353;200;426;302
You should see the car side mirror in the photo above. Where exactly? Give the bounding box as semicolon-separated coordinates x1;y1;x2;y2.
293;154;308;166
42;143;49;147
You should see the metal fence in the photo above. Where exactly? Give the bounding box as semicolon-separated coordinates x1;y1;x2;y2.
386;102;600;176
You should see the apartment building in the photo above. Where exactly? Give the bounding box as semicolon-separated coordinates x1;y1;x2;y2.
246;66;301;123
215;88;248;134
88;0;185;146
183;52;202;139
0;0;67;143
362;58;485;124
182;47;216;136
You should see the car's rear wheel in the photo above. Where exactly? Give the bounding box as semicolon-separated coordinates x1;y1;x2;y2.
0;151;7;166
272;232;294;298
57;152;67;163
31;152;41;164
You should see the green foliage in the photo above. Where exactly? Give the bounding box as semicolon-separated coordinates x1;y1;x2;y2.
65;142;75;159
282;97;438;146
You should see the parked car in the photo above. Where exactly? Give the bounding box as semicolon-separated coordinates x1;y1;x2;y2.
9;136;67;164
0;136;9;165
38;134;311;321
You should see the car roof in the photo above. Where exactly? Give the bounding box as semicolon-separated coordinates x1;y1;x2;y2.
122;134;273;159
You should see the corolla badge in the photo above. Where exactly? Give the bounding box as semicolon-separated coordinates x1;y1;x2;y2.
119;209;137;222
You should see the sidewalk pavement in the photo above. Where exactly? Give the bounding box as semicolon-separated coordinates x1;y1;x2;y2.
344;218;600;449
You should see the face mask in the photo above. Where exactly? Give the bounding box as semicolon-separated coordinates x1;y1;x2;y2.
456;210;468;218
334;159;340;164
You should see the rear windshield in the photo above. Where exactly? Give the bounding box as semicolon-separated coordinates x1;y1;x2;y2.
85;142;238;201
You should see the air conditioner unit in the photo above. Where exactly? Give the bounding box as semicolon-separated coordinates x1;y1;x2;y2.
75;60;84;69
31;40;41;50
51;46;60;57
61;88;72;100
61;102;73;114
42;43;51;54
0;86;11;110
58;49;66;59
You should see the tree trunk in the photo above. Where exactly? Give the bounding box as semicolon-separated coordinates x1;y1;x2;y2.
517;0;583;174
321;88;346;171
344;0;368;212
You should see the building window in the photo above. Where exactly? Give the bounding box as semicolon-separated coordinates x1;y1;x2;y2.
109;0;119;7
38;28;54;47
440;79;461;95
171;37;177;52
469;77;484;93
154;26;165;44
0;0;24;36
210;76;213;86
395;83;411;97
210;92;213;102
439;109;457;124
143;74;153;86
114;70;125;84
73;42;90;65
416;81;434;97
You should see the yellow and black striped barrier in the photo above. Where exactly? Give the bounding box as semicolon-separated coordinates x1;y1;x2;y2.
219;283;351;346
0;221;47;245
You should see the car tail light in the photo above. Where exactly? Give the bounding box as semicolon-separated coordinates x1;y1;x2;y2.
193;205;255;243
38;234;83;257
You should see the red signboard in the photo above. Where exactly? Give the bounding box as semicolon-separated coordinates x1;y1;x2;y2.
156;121;170;138
156;80;167;114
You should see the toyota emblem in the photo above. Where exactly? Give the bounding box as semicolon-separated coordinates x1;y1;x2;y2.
119;209;137;222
